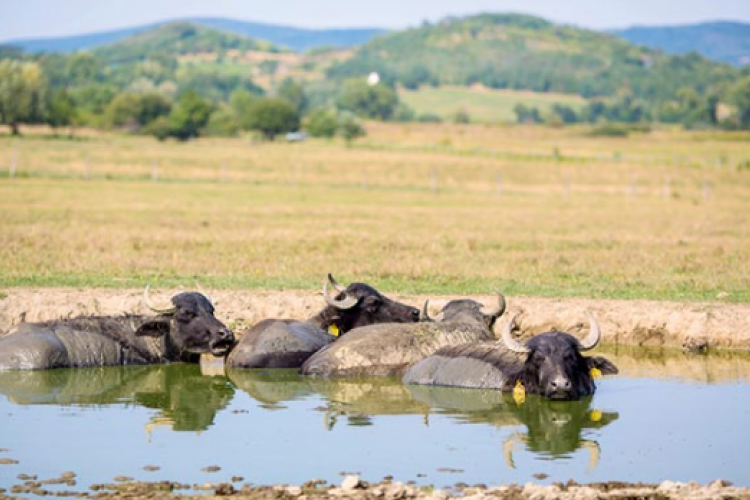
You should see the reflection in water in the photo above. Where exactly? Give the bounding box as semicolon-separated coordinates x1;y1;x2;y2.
407;385;618;469
0;364;235;432
600;344;750;383
229;369;616;468
1;350;750;489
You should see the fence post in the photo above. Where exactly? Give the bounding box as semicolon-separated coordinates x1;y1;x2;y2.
628;175;638;197
151;159;158;182
9;146;18;178
83;151;91;179
220;162;227;183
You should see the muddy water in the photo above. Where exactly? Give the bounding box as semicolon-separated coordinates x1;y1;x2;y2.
1;348;749;495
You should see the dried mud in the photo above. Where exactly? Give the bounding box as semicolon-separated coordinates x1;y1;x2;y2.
1;287;748;351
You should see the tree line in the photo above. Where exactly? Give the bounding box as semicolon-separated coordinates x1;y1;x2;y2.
2;45;750;141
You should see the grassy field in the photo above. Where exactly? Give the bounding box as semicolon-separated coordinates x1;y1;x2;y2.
1;123;749;302
398;86;587;123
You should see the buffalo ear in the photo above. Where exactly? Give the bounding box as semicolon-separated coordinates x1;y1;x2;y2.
362;296;381;314
135;318;171;337
588;356;619;375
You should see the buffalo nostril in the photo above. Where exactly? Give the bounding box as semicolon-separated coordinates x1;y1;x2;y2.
411;309;420;321
551;377;571;390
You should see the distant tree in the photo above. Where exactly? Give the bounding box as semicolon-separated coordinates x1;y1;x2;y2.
166;90;213;140
229;89;259;130
142;116;171;141
46;89;78;136
452;108;471;124
727;75;750;129
399;64;436;90
204;104;241;137
513;103;542;124
304;108;338;138
337;111;365;146
276;78;308;115
550;104;579;124
65;52;101;86
70;84;117;115
337;79;399;121
106;92;172;131
0;60;47;135
245;97;300;140
258;60;280;86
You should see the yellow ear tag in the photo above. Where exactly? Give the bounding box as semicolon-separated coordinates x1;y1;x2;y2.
513;380;526;405
589;410;602;422
590;367;602;379
328;323;340;337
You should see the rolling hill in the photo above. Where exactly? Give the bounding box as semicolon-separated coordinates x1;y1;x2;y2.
327;13;739;101
3;18;387;54
612;21;750;67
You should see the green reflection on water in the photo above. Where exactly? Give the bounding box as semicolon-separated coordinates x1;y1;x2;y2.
0;364;235;432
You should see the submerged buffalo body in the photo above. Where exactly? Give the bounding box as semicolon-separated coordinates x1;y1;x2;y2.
300;295;506;378
403;313;618;400
0;290;235;371
225;274;420;369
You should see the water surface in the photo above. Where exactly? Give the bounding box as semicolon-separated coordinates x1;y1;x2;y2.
1;347;749;493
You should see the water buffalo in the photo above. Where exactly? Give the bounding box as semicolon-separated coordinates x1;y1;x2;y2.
225;274;421;369
402;312;618;400
0;288;235;371
299;293;506;377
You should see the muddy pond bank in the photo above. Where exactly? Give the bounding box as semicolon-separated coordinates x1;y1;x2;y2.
3;475;750;500
1;287;748;350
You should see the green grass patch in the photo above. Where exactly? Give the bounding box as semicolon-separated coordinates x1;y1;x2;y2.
399;85;587;123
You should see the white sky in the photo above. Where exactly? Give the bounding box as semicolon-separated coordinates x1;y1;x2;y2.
1;0;750;42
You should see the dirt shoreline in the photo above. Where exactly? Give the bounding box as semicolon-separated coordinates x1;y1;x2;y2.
4;474;750;500
1;287;749;350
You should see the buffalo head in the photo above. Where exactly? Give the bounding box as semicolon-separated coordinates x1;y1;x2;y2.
501;312;618;400
139;287;235;360
421;292;506;330
317;274;420;335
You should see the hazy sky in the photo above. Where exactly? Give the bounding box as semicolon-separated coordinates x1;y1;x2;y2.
2;0;750;41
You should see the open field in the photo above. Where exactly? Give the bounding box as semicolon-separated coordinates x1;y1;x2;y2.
398;85;588;123
1;123;749;302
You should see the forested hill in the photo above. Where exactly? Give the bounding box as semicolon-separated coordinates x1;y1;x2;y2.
4;18;386;54
327;13;739;101
612;21;750;67
92;22;285;64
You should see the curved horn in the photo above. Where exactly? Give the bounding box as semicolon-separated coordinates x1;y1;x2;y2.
323;279;358;310
480;290;507;318
500;314;528;353
579;311;601;351
143;285;177;314
328;273;347;293
502;432;526;469
421;300;444;322
581;440;601;469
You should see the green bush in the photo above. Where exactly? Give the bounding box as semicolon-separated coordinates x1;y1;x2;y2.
305;109;338;138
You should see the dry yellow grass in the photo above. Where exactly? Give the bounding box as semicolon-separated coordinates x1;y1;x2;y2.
1;123;748;301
